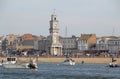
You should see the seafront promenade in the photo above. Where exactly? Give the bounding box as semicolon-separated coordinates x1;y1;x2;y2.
1;57;120;64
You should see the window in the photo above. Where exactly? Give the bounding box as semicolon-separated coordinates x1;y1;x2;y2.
115;42;117;45
68;40;70;43
54;17;56;20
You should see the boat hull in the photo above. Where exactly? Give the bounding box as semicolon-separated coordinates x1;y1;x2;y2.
2;63;29;69
109;64;119;68
62;61;75;66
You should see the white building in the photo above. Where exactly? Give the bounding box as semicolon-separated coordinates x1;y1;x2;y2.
78;38;88;51
96;36;120;54
108;37;120;53
96;37;110;51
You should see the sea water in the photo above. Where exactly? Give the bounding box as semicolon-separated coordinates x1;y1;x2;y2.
0;63;120;79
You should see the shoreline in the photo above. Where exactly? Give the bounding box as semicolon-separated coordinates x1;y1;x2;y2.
0;57;120;64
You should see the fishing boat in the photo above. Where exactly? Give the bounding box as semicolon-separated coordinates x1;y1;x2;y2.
2;57;38;69
62;57;75;66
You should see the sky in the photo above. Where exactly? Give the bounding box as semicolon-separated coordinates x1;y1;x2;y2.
0;0;120;37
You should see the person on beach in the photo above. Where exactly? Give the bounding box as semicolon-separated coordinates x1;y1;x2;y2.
1;60;3;63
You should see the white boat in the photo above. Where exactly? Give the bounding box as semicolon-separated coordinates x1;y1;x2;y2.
0;62;2;66
2;57;38;69
62;58;75;66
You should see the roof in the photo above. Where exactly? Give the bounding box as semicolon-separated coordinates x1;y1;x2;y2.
23;34;33;39
81;34;95;40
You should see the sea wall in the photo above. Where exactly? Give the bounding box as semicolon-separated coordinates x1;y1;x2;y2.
1;57;120;64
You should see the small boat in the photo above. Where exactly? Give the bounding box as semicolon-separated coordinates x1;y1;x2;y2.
108;57;119;68
62;58;75;66
109;63;119;68
0;62;2;66
27;59;38;69
2;57;38;69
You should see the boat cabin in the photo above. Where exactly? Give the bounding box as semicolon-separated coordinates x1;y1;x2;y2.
6;57;17;64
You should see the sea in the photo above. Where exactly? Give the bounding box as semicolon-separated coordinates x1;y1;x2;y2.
0;63;120;79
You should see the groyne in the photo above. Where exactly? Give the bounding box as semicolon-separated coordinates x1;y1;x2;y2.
0;57;120;64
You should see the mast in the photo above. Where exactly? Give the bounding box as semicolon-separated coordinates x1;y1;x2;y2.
112;27;115;36
65;26;67;37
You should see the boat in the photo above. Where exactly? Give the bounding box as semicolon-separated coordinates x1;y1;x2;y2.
2;57;38;69
0;62;2;66
27;58;38;69
109;63;119;68
108;57;119;68
62;57;75;66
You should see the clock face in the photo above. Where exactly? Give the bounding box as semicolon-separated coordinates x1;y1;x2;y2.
53;23;57;27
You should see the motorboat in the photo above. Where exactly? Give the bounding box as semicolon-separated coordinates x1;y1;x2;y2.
109;63;119;68
27;59;38;69
2;57;38;69
108;57;119;68
62;58;75;66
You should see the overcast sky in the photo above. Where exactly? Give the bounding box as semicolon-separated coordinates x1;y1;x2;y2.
0;0;120;37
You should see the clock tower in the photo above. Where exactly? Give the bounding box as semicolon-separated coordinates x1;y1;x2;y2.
49;12;62;56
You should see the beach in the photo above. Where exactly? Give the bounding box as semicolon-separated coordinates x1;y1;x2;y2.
1;57;120;64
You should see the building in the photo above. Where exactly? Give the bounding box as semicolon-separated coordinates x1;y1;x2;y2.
34;36;50;53
15;34;38;50
48;12;62;56
107;36;120;53
77;34;96;51
96;36;120;53
95;36;120;57
60;35;78;55
5;34;19;50
0;36;4;53
96;37;110;51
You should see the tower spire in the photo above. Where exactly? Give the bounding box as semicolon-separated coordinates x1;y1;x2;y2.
65;26;67;37
53;9;56;14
